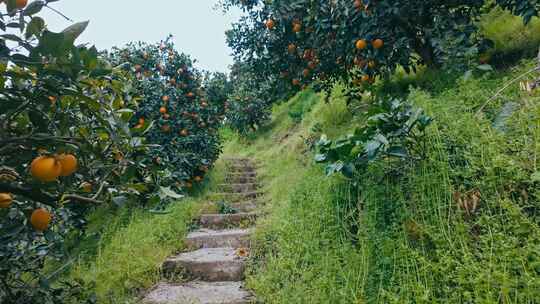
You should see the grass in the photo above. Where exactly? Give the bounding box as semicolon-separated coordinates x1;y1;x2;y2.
220;57;540;303
56;159;229;303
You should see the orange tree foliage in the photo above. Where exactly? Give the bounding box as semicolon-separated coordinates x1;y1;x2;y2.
222;0;538;100
108;37;226;191
0;2;223;303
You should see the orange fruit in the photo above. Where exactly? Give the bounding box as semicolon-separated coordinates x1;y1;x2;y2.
81;182;93;193
361;75;370;82
159;107;167;114
292;79;301;86
287;43;297;54
139;117;145;124
15;0;27;9
194;176;203;182
187;92;195;98
31;156;62;182
185;182;193;189
356;39;367;50
266;19;275;30
57;153;78;177
292;23;302;33
372;39;384;49
30;208;51;231
0;193;13;209
48;96;57;104
180;129;189;137
162;95;169;102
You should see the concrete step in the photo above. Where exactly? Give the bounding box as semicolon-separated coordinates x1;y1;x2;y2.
226;176;257;184
218;183;259;193
226;171;257;178
163;248;247;282
210;191;263;202
185;229;252;249
200;213;258;229
199;201;260;214
143;281;253;304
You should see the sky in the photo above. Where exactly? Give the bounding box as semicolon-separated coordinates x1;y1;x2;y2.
39;1;242;73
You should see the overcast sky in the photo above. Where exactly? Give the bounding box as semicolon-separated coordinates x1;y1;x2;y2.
39;1;242;73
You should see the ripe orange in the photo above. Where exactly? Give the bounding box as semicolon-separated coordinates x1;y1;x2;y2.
48;96;57;104
356;39;367;50
30;208;51;231
372;39;384;49
159;107;167;114
292;79;301;86
31;156;62;182
139;117;145;125
194;176;203;182
15;0;27;9
185;182;193;189
162;95;169;102
187;92;195;98
292;23;302;33
287;43;297;54
266;19;275;30
180;129;189;137
81;182;92;193
0;193;13;209
361;75;370;82
57;153;78;177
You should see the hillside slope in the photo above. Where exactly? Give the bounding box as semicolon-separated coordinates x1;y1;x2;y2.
221;59;540;303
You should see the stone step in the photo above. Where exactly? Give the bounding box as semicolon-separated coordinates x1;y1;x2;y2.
219;183;259;193
228;201;260;213
227;172;257;178
210;192;263;202
143;281;253;304
226;176;257;184
199;201;260;214
163;248;246;282
199;213;258;229
185;228;252;249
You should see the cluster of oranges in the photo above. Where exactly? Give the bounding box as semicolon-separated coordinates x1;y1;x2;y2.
0;153;77;232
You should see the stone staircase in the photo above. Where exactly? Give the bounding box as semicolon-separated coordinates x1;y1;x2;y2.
143;157;260;304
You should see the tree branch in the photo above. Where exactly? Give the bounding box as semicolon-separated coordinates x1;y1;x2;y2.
0;182;103;207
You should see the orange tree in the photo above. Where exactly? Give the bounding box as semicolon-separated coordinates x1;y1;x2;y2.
225;62;274;134
108;37;225;190
0;1;171;302
221;0;537;173
222;0;538;99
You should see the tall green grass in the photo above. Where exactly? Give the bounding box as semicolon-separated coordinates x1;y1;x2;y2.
224;58;540;303
58;160;228;303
